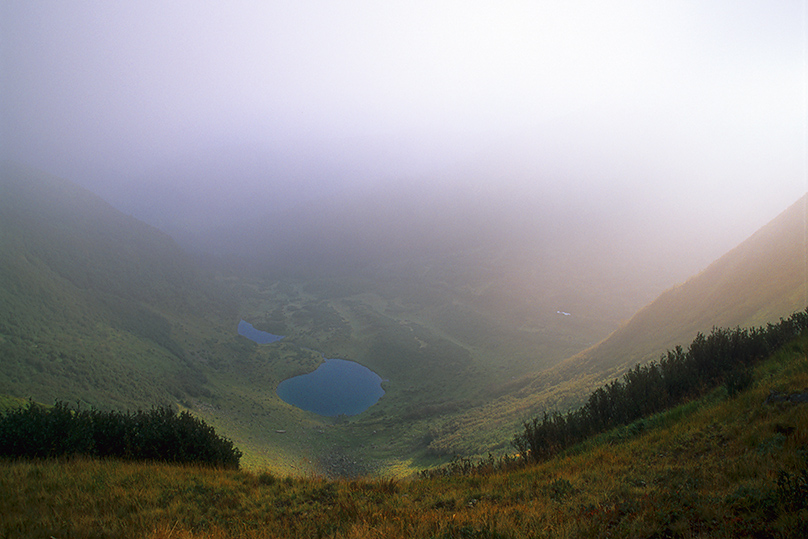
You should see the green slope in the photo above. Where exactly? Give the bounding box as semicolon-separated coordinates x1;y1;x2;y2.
0;161;231;408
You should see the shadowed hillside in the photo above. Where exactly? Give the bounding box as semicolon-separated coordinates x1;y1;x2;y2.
0;161;236;409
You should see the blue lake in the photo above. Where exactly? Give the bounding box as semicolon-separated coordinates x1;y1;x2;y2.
238;320;284;344
276;358;385;417
237;320;384;416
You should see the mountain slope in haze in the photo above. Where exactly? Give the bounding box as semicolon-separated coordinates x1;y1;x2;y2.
564;193;808;374
0;161;236;409
419;193;808;456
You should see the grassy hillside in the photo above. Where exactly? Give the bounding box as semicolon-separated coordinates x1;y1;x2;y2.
0;161;254;404
1;161;214;408
566;193;808;374
416;194;808;455
2;332;806;538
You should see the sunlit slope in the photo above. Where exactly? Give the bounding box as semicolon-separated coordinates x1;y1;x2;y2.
421;194;807;456
564;193;807;375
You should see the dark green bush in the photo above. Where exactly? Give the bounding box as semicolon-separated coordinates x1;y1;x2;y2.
725;367;754;397
515;308;808;462
0;402;241;468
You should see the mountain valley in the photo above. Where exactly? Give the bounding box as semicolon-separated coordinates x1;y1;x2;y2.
1;161;806;476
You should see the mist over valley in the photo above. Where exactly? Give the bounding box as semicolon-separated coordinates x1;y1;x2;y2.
2;159;805;475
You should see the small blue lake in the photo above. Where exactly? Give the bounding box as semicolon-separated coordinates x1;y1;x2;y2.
238;320;284;344
276;358;385;416
237;320;384;416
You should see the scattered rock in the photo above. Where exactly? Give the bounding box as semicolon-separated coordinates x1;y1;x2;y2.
789;392;808;403
764;389;808;405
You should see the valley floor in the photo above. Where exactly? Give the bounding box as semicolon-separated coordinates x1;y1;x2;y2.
2;338;808;538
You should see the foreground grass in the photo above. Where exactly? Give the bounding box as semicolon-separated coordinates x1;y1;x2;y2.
3;344;807;538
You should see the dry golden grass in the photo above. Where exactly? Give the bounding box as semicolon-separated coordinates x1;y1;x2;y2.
3;341;807;538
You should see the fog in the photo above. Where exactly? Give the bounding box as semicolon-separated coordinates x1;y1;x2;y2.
2;1;805;290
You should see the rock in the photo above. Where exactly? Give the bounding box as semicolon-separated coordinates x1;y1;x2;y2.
764;389;808;405
789;391;808;403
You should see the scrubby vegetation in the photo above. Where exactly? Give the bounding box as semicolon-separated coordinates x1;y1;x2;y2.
514;309;808;462
0;402;241;468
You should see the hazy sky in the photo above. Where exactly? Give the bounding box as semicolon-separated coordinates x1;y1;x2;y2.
1;1;806;260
